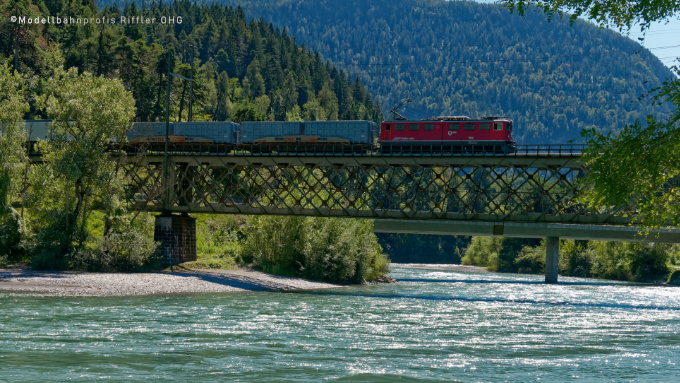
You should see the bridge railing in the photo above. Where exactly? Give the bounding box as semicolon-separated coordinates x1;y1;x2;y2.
116;143;587;157
513;144;587;157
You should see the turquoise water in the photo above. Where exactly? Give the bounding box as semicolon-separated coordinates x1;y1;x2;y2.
2;267;680;382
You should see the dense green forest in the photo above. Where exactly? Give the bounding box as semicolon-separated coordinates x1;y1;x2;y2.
2;0;384;122
168;0;675;144
0;0;390;282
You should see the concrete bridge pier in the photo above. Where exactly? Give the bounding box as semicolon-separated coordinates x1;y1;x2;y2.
154;213;197;264
545;237;559;283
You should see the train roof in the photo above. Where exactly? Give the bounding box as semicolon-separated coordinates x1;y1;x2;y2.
384;116;512;123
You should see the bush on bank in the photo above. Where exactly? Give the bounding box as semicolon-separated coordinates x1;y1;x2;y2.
28;211;161;272
242;216;390;283
462;236;675;282
198;215;390;283
461;237;541;273
568;241;671;282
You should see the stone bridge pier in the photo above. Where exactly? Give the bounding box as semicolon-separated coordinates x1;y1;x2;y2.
153;160;198;264
545;237;559;284
154;213;197;264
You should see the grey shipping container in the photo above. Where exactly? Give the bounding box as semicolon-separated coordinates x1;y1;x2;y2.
173;122;239;144
304;120;377;144
128;122;171;140
240;121;303;143
24;120;53;141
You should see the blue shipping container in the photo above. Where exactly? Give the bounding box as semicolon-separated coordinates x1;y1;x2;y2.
173;122;239;144
128;122;170;140
240;121;303;143
304;120;377;144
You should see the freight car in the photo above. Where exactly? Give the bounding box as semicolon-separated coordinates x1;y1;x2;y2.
126;121;239;152
241;120;377;153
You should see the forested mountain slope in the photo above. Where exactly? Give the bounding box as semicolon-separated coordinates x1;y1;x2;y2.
2;0;383;122
185;0;673;144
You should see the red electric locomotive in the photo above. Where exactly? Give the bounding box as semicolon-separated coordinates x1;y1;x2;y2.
379;116;515;154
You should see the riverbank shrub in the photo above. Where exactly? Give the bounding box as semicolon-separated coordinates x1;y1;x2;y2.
585;242;669;282
461;237;502;270
669;269;680;285
627;243;670;282
0;207;24;262
498;238;542;272
462;237;542;272
668;246;680;266
302;218;388;283
69;229;161;272
559;241;670;282
514;242;545;274
559;240;596;278
30;211;161;272
588;242;634;280
0;62;30;263
241;216;389;283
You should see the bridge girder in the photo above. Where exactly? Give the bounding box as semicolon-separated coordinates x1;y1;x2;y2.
121;154;636;225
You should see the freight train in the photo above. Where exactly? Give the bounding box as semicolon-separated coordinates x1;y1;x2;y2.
23;116;515;154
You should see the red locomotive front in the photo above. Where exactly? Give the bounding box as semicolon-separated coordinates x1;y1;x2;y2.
379;116;515;154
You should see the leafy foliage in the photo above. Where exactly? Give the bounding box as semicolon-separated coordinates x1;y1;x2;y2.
587;241;670;282
28;68;142;269
68;218;161;272
501;0;680;230
580;67;680;230
463;236;672;281
461;236;502;270
558;240;595;277
242;216;389;283
504;0;680;32
514;243;546;274
0;61;29;261
461;236;541;272
194;215;243;268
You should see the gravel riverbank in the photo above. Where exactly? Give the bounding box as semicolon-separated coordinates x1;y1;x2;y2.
0;267;341;296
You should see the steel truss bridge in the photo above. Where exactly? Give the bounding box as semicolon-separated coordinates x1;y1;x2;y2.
123;145;624;223
115;144;680;282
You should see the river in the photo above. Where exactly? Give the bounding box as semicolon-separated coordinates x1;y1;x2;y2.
1;265;679;382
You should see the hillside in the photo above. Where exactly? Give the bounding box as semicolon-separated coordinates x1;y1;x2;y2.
193;0;673;144
1;0;383;123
